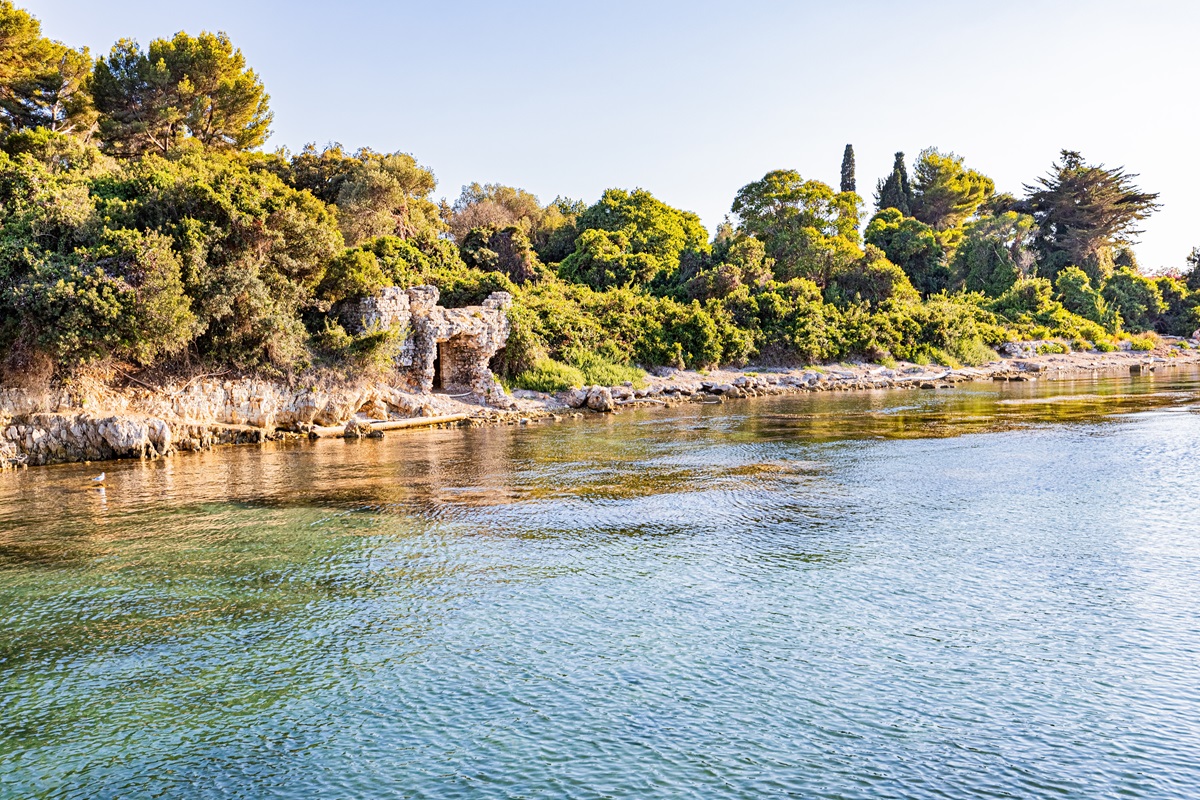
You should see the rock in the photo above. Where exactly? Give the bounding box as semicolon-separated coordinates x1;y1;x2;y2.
343;419;382;438
98;417;152;457
586;386;615;412
564;387;589;408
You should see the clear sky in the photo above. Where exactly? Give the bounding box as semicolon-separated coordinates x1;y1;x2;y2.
23;0;1200;269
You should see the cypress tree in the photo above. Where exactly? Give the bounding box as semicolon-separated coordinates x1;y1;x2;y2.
874;151;913;215
840;144;856;194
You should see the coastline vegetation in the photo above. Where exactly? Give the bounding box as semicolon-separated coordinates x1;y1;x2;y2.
1;3;1197;393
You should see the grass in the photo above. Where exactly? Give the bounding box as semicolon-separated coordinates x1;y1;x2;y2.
512;347;647;393
513;358;585;392
563;346;646;388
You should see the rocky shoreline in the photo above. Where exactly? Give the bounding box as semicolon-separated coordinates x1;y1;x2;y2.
3;338;1199;470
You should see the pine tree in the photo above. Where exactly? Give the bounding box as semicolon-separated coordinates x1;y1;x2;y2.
874;152;913;215
1025;150;1160;278
840;144;856;194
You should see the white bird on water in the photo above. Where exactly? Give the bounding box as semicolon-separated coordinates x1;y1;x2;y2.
91;472;106;484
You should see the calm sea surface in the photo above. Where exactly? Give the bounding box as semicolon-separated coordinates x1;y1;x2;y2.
3;370;1200;799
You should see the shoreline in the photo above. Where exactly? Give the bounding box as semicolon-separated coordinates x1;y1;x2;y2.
3;340;1199;471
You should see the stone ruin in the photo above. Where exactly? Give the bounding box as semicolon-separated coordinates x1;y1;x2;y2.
344;285;512;399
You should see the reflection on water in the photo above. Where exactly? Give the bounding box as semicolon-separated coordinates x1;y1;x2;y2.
2;371;1200;799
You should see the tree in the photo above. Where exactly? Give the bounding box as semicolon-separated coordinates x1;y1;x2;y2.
840;144;856;194
0;1;45;88
333;150;441;246
732;169;860;283
558;228;657;290
1184;247;1200;293
864;208;949;295
460;225;543;284
449;183;544;242
0;2;94;134
827;244;918;307
565;188;709;289
1025;150;1160;281
92;31;271;155
686;236;773;301
153;31;271;150
1152;276;1195;337
952;212;1037;297
909;147;994;232
874;152;913;215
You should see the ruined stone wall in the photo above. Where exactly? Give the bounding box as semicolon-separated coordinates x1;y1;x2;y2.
351;286;511;398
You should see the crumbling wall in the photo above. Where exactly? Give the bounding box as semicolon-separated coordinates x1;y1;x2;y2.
352;286;511;398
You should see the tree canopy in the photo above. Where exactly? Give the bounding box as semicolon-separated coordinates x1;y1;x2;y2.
92;31;271;155
0;1;93;134
1025;150;1161;280
840;144;856;194
909;148;994;233
732;169;860;283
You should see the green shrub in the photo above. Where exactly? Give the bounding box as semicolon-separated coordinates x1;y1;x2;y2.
1129;334;1157;351
513;358;585;392
562;346;645;387
1095;341;1118;353
1037;342;1068;355
950;337;998;367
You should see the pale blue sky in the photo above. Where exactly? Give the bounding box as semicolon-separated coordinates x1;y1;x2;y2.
24;0;1200;269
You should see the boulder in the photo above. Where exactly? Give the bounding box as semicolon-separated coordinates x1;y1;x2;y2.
586;386;615;412
564;387;589;408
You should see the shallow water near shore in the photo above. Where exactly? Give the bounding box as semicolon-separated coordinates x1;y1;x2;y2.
3;369;1200;799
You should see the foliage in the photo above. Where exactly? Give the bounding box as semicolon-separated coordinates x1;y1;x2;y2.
1186;247;1200;293
1129;333;1157;351
1152;276;1196;337
0;1;94;134
1055;267;1118;331
0;137;341;371
874;152;913;216
558;229;656;290
448;182;542;242
513;358;585;392
460;225;543;284
332;149;440;245
92;31;271;155
562;188;709;291
826;244;919;307
1100;267;1165;332
909;147;994;233
839;144;855;194
561;345;644;387
989;278;1108;343
0;18;1178;385
1025;150;1160;281
732;169;860;283
686;236;773;301
864;208;949;295
953;212;1037;297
